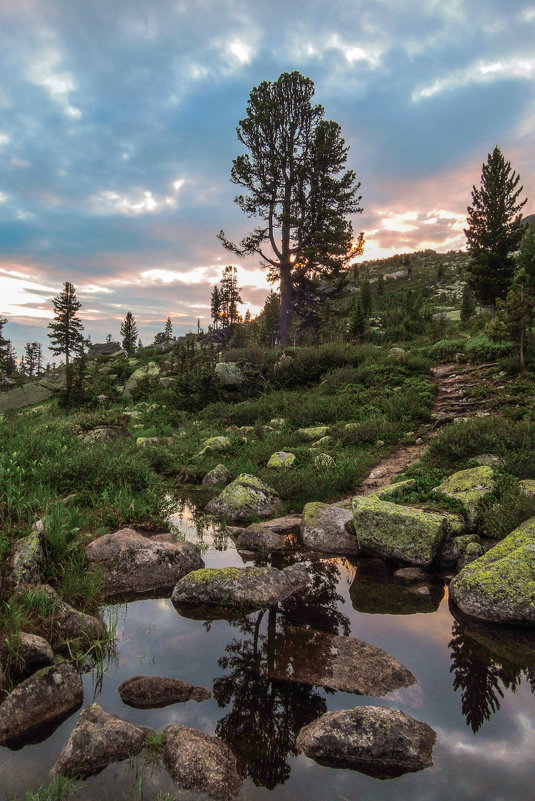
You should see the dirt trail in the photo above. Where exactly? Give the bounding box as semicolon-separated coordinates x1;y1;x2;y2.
355;361;497;496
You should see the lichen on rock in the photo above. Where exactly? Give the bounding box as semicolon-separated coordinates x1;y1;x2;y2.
433;466;495;524
205;473;282;522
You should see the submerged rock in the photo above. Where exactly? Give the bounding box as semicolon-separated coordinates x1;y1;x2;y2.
350;561;444;615
433;466;495;524
85;528;203;598
54;704;150;778
202;464;232;487
162;724;241;801
301;502;359;555
449;517;535;625
268;626;415;696
297;706;436;778
0;663;83;747
353;495;448;567
393;567;428;584
171;563;310;611
205;474;282;522
235;526;291;552
11;531;46;590
118;675;211;708
267;451;296;469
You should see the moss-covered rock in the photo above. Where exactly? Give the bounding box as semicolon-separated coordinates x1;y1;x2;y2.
310;435;333;448
298;426;329;441
267;451;296;469
196;436;233;458
433;466;495;524
202;464;232;487
301;502;359;555
11;531;46;590
519;479;535;497
205;474;282;522
214;362;245;388
352;495;450;567
0;384;53;411
314;453;334;470
376;479;417;498
123;362;160;398
449;517;535;624
437;533;483;569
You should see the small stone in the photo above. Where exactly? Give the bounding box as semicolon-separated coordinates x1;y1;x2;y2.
118;675;211;708
298;426;329;441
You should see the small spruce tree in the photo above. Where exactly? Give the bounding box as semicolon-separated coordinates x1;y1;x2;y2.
460;285;477;323
120;311;138;355
47;282;84;365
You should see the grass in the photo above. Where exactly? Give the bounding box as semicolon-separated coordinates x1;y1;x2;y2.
7;778;78;801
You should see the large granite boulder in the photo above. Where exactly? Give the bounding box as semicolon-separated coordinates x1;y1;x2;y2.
54;704;150;778
449;518;535;624
205;474;282;522
162;724;241;801
296;706;436;778
0;383;52;411
433;466;495;524
11;531;46;590
214;362;245;388
268;626;415;695
301;502;359;555
0;663;83;747
202;464;233;487
118;675;211;708
235;525;291;552
123;362;160;398
172;563;310;611
85;528;203;598
352;495;449;567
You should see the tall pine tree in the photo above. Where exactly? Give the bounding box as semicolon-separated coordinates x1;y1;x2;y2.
47;282;84;365
465;146;527;313
120;311;138;355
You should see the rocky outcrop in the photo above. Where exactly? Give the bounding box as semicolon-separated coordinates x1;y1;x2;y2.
205;474;282;522
172;563;310;611
0;663;83;747
267;451;296;469
449;518;535;624
433;466;495;524
54;704;150;778
300;502;359;555
268;626;415;695
11;531;46;590
214;362;245;388
352;495;449;567
296;706;436;778
85;528;203;598
0;383;52;411
162;724;241;801
123;362;160;398
202;464;233;487
118;675;211;708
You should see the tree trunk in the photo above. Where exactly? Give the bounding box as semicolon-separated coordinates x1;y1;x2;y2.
279;260;292;346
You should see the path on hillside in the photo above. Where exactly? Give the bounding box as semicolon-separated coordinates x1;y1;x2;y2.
355;361;498;495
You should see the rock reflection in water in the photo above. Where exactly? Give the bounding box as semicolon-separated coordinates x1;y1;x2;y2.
350;558;444;615
449;608;535;733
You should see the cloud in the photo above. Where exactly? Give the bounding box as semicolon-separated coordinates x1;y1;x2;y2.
88;180;185;216
26;47;81;118
413;57;535;101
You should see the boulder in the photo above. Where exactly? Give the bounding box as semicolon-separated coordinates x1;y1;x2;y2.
172;563;310;611
352;495;449;567
268;626;415;695
296;706;436;778
310;435;333;448
197;436;233;457
118;675;211;708
437;534;484;569
520;479;535;497
205;474;282;522
301;502;359;555
54;704;150;778
34;585;106;643
162;724;241;801
0;632;54;678
243;515;301;536
449;518;535;624
79;426;129;444
214;362;245;388
0;663;83;747
85;528;204;598
202;464;233;487
267;451;296;469
159;377;174;389
123;362;160;398
393;567;428;584
433;466;495;524
136;436;172;447
473;454;503;467
11;531;46;590
235;525;291;552
376;479;417;498
0;383;52;411
269;418;286;428
298;426;329;441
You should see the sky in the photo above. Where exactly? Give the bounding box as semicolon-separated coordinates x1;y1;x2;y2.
0;0;534;358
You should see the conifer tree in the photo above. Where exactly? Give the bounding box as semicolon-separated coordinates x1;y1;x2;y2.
465;146;527;312
259;291;280;346
164;317;173;342
210;285;222;329
120;311;138;355
377;274;385;296
47;282;84;365
349;298;366;341
460;285;477;323
219;71;363;345
0;318;13;374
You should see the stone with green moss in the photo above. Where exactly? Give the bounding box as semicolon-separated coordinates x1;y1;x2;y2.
433;466;495;524
314;453;334;470
298;426;329;441
437;533;483;569
267;451;296;469
310;435;333;448
270;418;286;428
352;495;450;568
196;436;233;457
11;531;46;590
123;362;160;398
519;480;535;497
205;474;282;522
0;384;53;411
473;454;503;467
202;464;232;487
376;479;417;498
449;518;535;624
301;502;359;555
171;563;310;610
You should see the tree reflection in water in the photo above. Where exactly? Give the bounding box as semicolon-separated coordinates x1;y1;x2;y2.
213;559;351;789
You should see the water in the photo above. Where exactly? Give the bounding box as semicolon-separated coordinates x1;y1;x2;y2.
2;499;535;801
